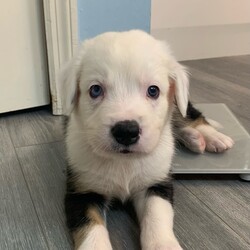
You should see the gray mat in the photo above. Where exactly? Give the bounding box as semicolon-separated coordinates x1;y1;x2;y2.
172;103;250;174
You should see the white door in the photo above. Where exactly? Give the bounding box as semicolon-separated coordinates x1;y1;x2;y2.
0;0;50;113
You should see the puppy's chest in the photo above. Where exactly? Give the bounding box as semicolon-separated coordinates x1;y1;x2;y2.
76;162;166;200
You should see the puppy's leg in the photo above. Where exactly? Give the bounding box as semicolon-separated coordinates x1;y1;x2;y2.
176;126;206;153
65;192;112;250
134;181;182;250
174;102;234;153
195;124;234;153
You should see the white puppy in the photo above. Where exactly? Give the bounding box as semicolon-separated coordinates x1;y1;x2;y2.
61;30;233;250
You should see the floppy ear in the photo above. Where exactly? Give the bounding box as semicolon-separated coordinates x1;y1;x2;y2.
59;47;84;115
169;62;189;117
59;60;78;115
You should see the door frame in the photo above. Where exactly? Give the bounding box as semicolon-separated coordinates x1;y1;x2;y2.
43;0;78;115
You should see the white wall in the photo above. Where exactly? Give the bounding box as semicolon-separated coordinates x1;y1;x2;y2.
151;0;250;60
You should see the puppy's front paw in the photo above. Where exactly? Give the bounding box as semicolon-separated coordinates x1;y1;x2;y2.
143;241;183;250
178;127;206;153
76;239;112;250
142;236;182;250
205;131;234;153
153;242;183;250
196;125;234;153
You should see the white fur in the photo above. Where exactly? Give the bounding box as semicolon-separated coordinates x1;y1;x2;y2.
196;124;234;152
169;64;189;117
134;194;182;250
62;30;188;199
61;30;189;249
177;124;234;153
77;225;112;250
59;50;85;115
177;127;206;153
67;113;174;200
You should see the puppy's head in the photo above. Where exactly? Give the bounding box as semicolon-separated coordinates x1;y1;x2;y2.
60;30;189;157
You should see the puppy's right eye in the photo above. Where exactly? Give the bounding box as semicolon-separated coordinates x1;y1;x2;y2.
147;85;160;99
89;85;103;98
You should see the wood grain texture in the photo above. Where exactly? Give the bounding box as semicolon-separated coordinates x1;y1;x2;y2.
182;59;250;132
230;55;250;65
176;175;250;245
0;120;48;250
182;55;250;89
107;207;140;250
16;142;72;250
16;141;141;250
173;181;250;250
3;107;63;147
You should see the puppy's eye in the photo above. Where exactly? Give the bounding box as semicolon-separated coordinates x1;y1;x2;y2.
89;85;103;98
147;85;160;99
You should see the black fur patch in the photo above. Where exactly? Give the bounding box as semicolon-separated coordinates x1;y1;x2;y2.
65;167;106;231
65;192;106;231
186;101;203;120
147;180;174;204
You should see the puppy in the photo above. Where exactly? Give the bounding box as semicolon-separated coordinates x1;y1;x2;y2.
60;30;234;250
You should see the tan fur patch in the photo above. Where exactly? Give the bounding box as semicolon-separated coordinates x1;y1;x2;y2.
168;81;175;104
189;117;209;128
72;207;104;249
87;207;104;225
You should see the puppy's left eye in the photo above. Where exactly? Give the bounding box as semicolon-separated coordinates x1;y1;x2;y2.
89;85;104;98
147;85;160;99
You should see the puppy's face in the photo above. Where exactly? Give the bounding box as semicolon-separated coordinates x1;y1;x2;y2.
61;31;189;158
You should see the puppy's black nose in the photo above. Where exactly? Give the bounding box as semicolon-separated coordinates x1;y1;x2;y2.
111;120;140;146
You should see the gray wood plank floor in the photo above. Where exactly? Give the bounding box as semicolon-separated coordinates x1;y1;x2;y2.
0;120;48;250
0;55;249;250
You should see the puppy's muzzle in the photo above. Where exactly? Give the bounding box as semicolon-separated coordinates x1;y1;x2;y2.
111;120;140;146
